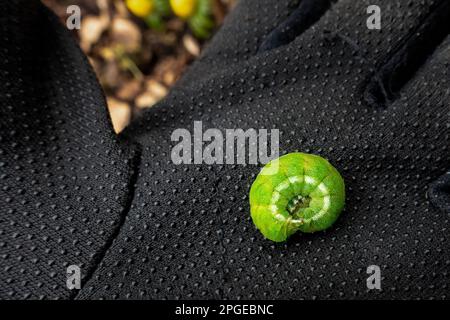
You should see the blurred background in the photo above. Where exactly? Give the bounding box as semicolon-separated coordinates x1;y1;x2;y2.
42;0;235;133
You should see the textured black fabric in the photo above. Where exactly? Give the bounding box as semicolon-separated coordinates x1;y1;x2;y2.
429;172;450;214
1;0;450;300
258;0;335;52
0;1;138;299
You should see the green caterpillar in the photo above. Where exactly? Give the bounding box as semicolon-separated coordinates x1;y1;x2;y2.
249;153;345;242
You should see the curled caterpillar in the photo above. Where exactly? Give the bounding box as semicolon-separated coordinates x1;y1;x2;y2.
249;153;345;242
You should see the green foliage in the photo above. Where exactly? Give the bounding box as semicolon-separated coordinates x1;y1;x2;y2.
188;0;214;39
126;0;215;39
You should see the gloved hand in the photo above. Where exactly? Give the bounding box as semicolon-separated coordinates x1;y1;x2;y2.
0;1;138;299
1;0;450;300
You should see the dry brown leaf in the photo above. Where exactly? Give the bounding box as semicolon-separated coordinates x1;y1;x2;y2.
135;92;161;109
153;54;189;86
87;56;99;70
162;71;177;86
145;30;178;48
114;0;131;18
117;79;143;101
212;0;227;25
80;15;109;52
101;61;121;89
183;34;200;57
111;17;141;53
166;18;185;32
145;79;168;99
107;97;131;133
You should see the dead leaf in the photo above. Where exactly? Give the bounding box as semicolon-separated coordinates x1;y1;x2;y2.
145;79;168;99
212;0;227;25
100;60;121;89
166;18;185;32
135;92;161;109
114;0;131;18
117;79;143;101
80;15;109;51
153;52;191;86
162;71;177;86
183;34;200;57
111;17;141;53
107;97;131;133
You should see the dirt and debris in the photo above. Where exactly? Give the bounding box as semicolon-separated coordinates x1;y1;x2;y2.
42;0;236;132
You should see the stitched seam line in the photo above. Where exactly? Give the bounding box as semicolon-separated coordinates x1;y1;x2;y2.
71;142;143;299
335;0;449;108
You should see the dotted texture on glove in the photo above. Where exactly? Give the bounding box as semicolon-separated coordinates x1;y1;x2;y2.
78;0;450;299
429;172;450;215
0;1;138;299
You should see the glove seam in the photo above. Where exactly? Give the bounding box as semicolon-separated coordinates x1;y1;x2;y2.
362;0;449;108
71;142;143;299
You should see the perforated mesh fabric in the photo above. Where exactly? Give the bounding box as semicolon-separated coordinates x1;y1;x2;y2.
0;1;138;299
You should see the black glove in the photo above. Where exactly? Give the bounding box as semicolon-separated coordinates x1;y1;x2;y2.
1;0;450;300
0;1;138;299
